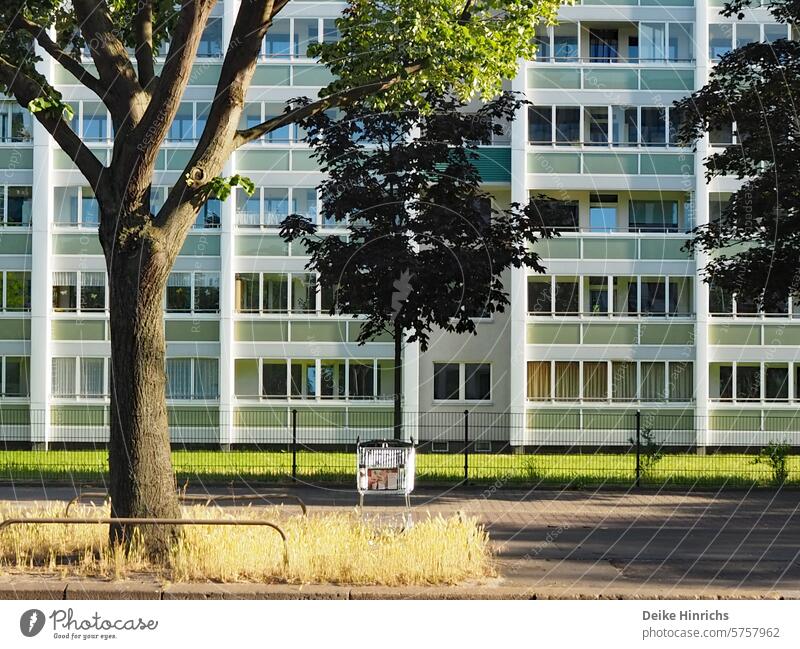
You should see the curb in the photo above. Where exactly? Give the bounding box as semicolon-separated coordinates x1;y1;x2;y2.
0;581;794;600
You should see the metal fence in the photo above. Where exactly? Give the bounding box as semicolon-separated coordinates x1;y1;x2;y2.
0;408;798;488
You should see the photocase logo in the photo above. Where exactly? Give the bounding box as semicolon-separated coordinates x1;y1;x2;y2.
20;609;45;637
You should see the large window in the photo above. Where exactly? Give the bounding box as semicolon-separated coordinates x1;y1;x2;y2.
52;357;107;398
527;197;579;231
236;187;316;227
1;186;32;226
52;271;106;312
198;9;223;57
257;358;391;399
261;18;339;58
234;272;324;313
166;358;219;399
526;277;579;314
0;102;33;142
433;362;491;401
629;200;678;232
54;187;100;227
1;356;29;397
529;360;693;401
1;271;31;311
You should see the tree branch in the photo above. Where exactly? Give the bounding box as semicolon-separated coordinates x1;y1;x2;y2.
133;0;156;89
233;64;425;148
11;16;106;97
73;0;141;103
0;57;104;188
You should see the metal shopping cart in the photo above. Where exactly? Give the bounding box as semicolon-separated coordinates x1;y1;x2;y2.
356;439;416;514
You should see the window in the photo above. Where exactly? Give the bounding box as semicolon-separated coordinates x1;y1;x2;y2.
629;200;678;232
527;361;551;400
257;358;387;400
237;187;312;227
736;23;760;48
52;357;106;398
554;277;579;314
168;103;195;141
669;362;694;401
264;19;292;57
640;23;666;61
533;25;551;60
554;107;580;144
765;365;789;400
668;23;693;61
198;10;223;57
612;106;638;146
196;198;221;228
1;356;29;396
555;361;579;400
737;365;761;400
54;187;99;227
433;363;461;400
465;364;491;400
529;106;552;143
583;361;608;401
641;361;666;401
262;362;288;397
527;277;551;313
1;186;32;226
709;24;732;59
166;272;219;313
0;102;33;142
1;271;31;311
612;362;636;401
81;102;108;141
349;361;374;399
589;194;617;232
51;271;106;312
553;23;578;61
589;29;618;63
613;276;637;315
585;107;609;145
640;278;666;314
166;358;219;399
640;108;666;145
235;273;290;313
528;198;578;231
586;276;609;315
321;360;346;398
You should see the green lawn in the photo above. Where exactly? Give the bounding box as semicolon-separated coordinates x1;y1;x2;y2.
0;449;797;488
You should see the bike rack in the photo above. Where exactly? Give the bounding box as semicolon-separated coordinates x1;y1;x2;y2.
0;517;289;568
64;491;307;517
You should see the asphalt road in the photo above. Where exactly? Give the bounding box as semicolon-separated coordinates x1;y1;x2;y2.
1;483;798;597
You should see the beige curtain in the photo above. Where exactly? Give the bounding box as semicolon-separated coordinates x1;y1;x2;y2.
612;361;636;401
669;361;693;401
527;361;551;399
555;361;580;400
641;361;666;400
583;361;608;400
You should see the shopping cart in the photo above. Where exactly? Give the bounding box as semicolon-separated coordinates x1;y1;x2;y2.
356;439;416;511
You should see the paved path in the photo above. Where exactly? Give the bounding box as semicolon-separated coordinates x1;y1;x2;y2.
1;483;799;597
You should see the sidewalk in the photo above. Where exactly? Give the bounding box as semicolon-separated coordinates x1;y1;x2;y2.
1;485;799;599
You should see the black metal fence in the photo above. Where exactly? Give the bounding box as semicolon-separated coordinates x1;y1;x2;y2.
0;408;798;488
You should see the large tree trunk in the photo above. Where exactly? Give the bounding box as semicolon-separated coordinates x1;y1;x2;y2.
104;236;181;557
393;325;403;440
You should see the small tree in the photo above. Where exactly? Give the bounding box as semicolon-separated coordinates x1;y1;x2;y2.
281;93;557;437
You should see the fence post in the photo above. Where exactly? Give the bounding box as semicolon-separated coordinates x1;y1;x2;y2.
463;409;469;484
635;409;641;488
291;409;298;483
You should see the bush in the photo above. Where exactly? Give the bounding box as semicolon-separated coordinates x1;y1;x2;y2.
753;442;791;485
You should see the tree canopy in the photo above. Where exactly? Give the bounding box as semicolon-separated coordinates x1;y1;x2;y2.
675;0;800;309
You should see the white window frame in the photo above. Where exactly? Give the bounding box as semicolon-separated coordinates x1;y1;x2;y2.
256;357;388;401
432;361;492;403
165;271;220;314
0;355;30;397
51;356;108;400
52;271;107;313
165;357;220;401
53;186;100;228
0;270;31;311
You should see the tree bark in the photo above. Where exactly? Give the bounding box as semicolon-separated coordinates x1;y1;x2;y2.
393;325;403;440
104;232;180;556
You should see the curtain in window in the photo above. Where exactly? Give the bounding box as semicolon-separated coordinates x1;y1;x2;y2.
167;273;191;288
527;362;551;399
640;23;665;61
555;362;579;400
583;361;608;400
641;361;666;400
611;362;636;400
52;357;76;397
166;359;192;399
669;362;693;401
53;272;76;286
80;358;104;396
194;359;219;399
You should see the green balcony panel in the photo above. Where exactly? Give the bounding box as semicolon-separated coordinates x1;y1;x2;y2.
164;149;193;171
583;238;636;259
527;68;580;89
640;69;694;91
532;237;580;258
348;322;393;343
640;238;692;260
0;406;30;425
526;410;580;430
582;153;638;175
237;150;290;171
642;0;694;6
251;65;292;86
528;152;580;174
0;318;31;340
349;410;393;428
53;234;103;255
165;320;219;341
763;325;800;346
51;320;106;341
639;323;694;345
293;408;346;427
235;236;289;256
526;323;580;344
234;321;288;342
51;406;106;426
234;408;288;427
582;323;637;345
292;65;335;86
709;324;760;345
291;321;347;342
583;409;631;429
168;407;218;427
709;410;761;431
188;64;222;85
640;153;693;175
765;411;800;432
583;68;638;90
473;147;512;183
639;409;695;429
0;148;32;169
292;150;319;171
0;232;32;254
179;234;220;256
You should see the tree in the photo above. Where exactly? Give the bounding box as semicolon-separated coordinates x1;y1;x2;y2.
281;93;556;438
0;0;563;554
675;0;800;309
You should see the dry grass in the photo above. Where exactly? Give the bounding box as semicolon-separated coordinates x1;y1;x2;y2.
0;503;493;586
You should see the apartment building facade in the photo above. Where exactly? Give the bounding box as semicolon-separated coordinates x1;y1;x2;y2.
0;0;795;447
